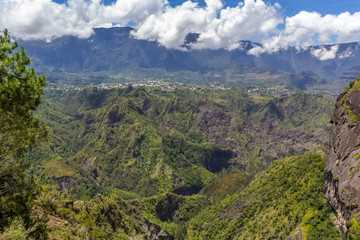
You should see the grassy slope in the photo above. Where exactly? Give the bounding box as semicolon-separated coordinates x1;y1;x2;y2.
188;154;343;240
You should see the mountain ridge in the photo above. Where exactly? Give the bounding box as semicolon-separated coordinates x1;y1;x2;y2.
18;27;360;90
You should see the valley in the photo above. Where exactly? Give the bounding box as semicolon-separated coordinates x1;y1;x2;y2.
2;24;360;239
17;82;340;239
27;84;333;197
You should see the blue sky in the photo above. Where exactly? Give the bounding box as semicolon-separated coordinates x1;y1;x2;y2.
270;0;360;15
176;0;360;15
52;0;360;16
1;0;360;59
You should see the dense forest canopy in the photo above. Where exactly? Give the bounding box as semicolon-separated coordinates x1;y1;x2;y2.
0;29;47;239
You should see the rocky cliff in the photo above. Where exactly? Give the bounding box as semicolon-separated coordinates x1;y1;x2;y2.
324;75;360;233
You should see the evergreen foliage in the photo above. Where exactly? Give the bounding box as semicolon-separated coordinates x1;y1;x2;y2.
0;29;47;238
0;29;47;158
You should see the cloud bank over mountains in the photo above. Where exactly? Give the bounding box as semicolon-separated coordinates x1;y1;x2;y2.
1;0;360;60
132;0;282;50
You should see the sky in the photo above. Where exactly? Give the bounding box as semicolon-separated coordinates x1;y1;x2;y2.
1;0;360;59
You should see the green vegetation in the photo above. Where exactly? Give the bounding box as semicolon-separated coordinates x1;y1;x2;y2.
44;157;75;178
349;110;358;123
25;185;210;239
18;79;338;238
28;154;344;239
0;29;47;238
203;169;251;203
25;86;334;198
348;215;360;239
188;154;343;239
1;30;348;239
251;92;334;133
343;76;360;93
0;29;47;158
3;75;338;239
340;76;360;125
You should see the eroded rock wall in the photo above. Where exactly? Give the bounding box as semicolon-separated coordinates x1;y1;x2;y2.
324;76;360;233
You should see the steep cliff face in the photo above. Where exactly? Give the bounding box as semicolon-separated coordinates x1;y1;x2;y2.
324;76;360;233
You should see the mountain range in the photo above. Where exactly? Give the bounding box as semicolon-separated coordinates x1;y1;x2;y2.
18;27;360;91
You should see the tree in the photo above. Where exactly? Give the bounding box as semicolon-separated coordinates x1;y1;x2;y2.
0;29;47;157
0;29;47;238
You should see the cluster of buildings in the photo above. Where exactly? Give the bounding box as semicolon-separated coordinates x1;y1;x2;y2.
247;85;294;97
46;80;232;92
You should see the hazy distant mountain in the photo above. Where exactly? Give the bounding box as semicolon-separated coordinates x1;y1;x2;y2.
18;27;360;87
334;65;360;87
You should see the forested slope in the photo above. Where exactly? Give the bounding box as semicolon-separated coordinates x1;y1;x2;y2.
26;86;334;199
188;154;342;239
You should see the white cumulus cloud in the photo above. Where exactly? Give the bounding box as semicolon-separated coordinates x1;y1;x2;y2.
310;45;339;61
132;0;282;50
284;11;360;45
0;0;166;41
339;47;354;59
1;0;360;61
252;10;360;59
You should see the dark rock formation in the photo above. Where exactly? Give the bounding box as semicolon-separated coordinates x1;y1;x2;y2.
197;101;232;146
155;194;180;222
203;147;233;173
82;156;99;178
54;176;79;193
107;105;124;123
324;76;360;233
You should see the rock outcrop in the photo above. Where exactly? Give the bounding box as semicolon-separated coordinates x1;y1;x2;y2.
324;76;360;233
54;176;79;193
